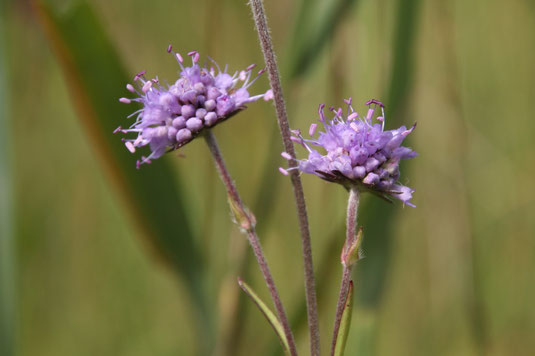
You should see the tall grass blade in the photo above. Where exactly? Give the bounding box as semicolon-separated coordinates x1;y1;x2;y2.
0;5;16;355
287;0;358;80
238;278;291;356
334;281;355;356
32;0;214;352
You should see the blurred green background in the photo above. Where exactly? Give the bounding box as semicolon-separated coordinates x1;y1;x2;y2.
1;0;534;355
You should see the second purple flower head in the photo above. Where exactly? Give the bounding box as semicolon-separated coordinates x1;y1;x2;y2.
281;99;417;207
116;46;273;168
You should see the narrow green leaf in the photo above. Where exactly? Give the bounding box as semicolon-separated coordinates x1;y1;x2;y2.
0;4;16;355
334;281;355;356
357;0;422;308
33;0;214;349
286;0;358;80
238;278;291;356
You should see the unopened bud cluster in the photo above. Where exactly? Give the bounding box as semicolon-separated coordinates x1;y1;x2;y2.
116;47;272;168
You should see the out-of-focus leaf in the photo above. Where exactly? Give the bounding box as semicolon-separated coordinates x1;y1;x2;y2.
238;278;291;356
357;0;422;307
286;0;358;80
354;1;422;355
32;0;213;350
334;281;355;356
0;4;16;355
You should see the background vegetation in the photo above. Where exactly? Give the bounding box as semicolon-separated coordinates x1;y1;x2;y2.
1;0;534;355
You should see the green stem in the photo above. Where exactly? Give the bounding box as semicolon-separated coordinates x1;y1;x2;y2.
331;188;360;356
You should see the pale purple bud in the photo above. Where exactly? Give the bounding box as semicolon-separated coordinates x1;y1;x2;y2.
176;128;192;142
167;127;178;140
195;108;207;119
172;116;186;129
204;112;217;126
204;99;216;111
365;157;381;172
186;118;203;132
353;166;366;178
363;172;380;185
181;104;195;119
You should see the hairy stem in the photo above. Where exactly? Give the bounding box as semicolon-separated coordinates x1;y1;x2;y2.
248;1;320;355
331;188;360;356
203;130;298;356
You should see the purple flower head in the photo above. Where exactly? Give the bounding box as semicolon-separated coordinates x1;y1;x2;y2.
281;99;418;207
116;47;273;168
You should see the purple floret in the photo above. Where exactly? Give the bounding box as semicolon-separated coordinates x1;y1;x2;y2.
282;99;417;207
116;47;272;168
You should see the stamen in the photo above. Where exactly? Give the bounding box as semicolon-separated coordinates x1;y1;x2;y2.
134;70;146;81
176;52;184;63
167;44;172;53
309;123;317;136
125;141;136;153
281;152;292;160
347;112;359;121
126;84;135;93
365;99;384;107
207;56;222;73
279;167;290;176
142;81;152;93
119;98;131;104
263;89;273;101
366;108;374;122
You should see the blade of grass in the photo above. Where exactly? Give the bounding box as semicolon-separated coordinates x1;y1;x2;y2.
286;0;359;80
238;278;291;356
354;0;422;355
357;0;422;308
32;0;214;352
0;5;16;355
333;281;355;356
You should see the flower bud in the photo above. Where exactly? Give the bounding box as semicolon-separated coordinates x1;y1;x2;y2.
341;227;364;267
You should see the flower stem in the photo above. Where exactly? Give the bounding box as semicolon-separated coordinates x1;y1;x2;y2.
248;2;320;355
203;130;298;356
331;187;360;356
